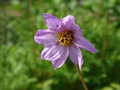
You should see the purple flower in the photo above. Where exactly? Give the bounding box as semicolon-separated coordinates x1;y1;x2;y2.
34;13;98;69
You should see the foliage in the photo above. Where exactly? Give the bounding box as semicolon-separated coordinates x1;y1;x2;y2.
0;0;120;90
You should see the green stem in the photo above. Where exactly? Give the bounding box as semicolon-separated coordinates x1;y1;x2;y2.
75;64;88;90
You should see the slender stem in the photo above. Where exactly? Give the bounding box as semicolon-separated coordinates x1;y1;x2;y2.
75;64;88;90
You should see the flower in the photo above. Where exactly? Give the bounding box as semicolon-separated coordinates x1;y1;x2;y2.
34;13;98;69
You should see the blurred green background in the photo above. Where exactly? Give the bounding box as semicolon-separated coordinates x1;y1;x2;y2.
0;0;120;90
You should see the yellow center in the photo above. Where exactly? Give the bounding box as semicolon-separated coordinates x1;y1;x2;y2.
58;31;73;46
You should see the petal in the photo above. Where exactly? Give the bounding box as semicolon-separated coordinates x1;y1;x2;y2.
62;15;76;24
65;19;73;30
34;30;58;46
43;13;60;30
61;15;76;30
71;24;83;38
69;44;83;69
57;23;65;33
61;16;73;30
62;17;83;37
52;46;69;69
41;44;63;61
74;37;98;53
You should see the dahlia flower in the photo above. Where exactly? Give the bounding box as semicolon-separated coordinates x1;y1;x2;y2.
34;13;98;69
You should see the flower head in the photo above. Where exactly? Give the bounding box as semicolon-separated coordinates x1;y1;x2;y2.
34;13;98;69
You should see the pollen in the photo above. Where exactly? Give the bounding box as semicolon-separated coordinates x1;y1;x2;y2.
58;31;74;46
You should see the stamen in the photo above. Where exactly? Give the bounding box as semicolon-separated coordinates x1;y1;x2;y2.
58;31;73;46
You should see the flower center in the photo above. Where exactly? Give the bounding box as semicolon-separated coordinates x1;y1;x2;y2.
58;31;73;46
